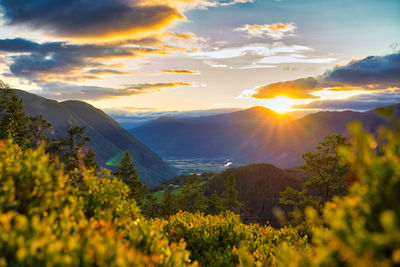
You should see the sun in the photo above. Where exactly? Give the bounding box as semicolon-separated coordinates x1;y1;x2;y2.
263;95;298;113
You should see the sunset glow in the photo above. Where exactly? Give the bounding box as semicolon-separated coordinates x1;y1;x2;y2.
0;0;398;115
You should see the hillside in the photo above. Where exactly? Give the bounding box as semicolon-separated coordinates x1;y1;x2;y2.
154;164;310;226
131;105;388;169
16;90;177;185
205;164;309;226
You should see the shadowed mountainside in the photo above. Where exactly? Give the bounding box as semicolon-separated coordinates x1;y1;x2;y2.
16;90;177;185
131;105;387;169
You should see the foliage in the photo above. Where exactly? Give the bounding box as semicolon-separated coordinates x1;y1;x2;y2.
221;174;242;214
115;151;147;205
206;190;224;215
0;86;30;147
280;134;349;224
142;193;159;218
307;118;400;265
0;141;192;266
163;211;308;266
159;191;178;218
27;115;52;149
176;174;207;213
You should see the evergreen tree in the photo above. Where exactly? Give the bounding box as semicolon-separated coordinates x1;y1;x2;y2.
176;174;207;213
280;134;349;224
206;190;224;215
83;149;98;171
142;193;159;218
115;151;147;205
56;125;91;171
0;84;30;147
221;174;242;213
159;190;177;217
27;115;52;149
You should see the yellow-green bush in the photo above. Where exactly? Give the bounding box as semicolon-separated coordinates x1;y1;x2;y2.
2;112;400;266
163;211;307;266
0;141;192;266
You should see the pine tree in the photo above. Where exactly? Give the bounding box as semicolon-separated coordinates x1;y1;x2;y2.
83;149;98;171
56;125;91;171
159;190;177;217
221;174;242;213
206;190;224;215
0;84;30;147
115;151;147;205
280;134;349;224
176;174;207;213
142;193;159;218
27;115;52;149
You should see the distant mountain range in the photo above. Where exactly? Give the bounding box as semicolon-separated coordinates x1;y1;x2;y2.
16;90;177;185
130;105;388;169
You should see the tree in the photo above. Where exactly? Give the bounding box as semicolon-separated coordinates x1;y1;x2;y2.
206;190;224;215
159;190;177;217
142;193;159;218
0;84;30;147
27;115;52;149
55;125;92;171
115;151;147;205
83;148;98;171
221;174;242;213
280;134;349;224
176;173;207;213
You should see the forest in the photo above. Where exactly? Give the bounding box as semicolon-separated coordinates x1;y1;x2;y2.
1;86;400;266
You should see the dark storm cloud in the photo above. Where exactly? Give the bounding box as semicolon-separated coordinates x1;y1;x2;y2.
0;0;183;40
323;52;400;86
0;38;170;81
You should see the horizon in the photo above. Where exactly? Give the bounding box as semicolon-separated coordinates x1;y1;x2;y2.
0;0;399;115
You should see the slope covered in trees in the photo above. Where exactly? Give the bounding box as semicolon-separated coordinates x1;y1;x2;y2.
15;89;177;185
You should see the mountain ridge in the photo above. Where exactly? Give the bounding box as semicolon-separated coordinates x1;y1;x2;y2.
130;104;393;171
15;89;177;185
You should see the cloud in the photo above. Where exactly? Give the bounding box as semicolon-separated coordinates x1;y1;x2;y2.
245;77;320;99
0;38;176;82
219;0;254;6
38;81;191;100
244;52;400;100
291;91;400;111
190;43;335;69
162;69;198;74
234;23;297;39
86;69;133;75
0;0;185;42
323;53;400;87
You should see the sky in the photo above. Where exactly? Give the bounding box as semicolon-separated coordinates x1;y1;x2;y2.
0;0;399;115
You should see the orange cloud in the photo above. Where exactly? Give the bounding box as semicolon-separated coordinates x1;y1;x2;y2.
162;69;198;74
250;78;320;99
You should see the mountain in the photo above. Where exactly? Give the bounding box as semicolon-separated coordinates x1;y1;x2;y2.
130;105;388;170
16;90;177;185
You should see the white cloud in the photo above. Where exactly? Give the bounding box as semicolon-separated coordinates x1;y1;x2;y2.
234;23;297;40
189;43;335;69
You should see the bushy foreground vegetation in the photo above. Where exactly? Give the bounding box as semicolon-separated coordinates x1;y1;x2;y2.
2;86;400;266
